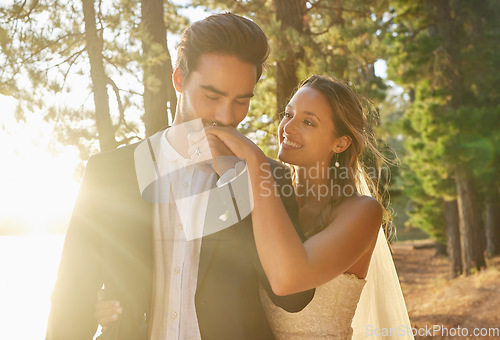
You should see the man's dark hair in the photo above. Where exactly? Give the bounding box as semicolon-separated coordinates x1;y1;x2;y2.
175;12;269;81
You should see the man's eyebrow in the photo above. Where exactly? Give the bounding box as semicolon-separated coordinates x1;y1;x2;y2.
200;85;254;99
201;85;227;96
236;92;254;99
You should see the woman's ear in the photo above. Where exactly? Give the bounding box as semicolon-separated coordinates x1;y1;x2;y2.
172;68;184;93
332;135;352;154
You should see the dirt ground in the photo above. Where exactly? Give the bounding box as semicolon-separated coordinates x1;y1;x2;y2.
392;240;500;339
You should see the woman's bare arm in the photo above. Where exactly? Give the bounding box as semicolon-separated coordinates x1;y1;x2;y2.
206;127;382;295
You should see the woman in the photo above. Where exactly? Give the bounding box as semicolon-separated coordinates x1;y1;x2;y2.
96;75;413;339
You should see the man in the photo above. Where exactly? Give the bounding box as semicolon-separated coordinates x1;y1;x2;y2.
46;13;312;340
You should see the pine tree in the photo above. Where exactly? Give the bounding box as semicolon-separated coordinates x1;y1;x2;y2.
140;0;178;136
81;0;117;151
189;0;390;153
387;0;500;275
0;0;186;155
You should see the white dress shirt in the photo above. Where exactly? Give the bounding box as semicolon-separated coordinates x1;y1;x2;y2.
148;129;215;340
135;125;252;340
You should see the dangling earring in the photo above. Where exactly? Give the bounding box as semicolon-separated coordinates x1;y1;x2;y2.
334;153;340;168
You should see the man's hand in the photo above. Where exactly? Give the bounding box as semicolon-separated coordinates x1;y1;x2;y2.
188;130;240;176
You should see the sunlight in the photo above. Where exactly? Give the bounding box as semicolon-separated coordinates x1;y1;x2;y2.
0;99;80;235
1;150;80;234
0;235;65;339
0;96;97;339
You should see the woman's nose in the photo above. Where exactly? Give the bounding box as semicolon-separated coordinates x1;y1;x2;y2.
283;117;299;134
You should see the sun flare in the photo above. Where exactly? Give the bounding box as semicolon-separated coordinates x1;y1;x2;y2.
0;107;80;235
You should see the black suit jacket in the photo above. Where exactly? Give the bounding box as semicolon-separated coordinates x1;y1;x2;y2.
46;131;313;340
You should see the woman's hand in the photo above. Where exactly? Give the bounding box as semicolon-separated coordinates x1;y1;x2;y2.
203;126;267;165
95;289;122;332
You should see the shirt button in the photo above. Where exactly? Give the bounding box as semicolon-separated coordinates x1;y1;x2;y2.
178;224;183;230
183;182;189;188
171;312;178;319
174;266;181;274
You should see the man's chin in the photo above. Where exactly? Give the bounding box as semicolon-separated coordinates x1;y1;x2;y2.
172;116;220;129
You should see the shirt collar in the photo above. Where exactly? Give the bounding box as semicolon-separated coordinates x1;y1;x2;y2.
160;128;190;164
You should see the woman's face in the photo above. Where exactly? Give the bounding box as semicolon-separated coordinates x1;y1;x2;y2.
278;86;341;168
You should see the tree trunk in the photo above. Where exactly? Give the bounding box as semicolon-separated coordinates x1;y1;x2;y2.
435;0;464;109
435;0;485;275
455;164;485;275
434;242;447;256
272;0;305;118
140;0;177;137
495;191;500;254
81;0;117;151
329;0;348;79
496;202;500;255
485;190;500;256
444;199;462;277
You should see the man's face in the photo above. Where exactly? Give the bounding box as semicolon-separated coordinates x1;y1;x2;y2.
172;53;258;127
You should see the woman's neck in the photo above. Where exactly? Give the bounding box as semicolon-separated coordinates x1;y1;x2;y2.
294;162;338;208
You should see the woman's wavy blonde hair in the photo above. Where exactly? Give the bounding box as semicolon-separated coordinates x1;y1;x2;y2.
286;75;392;239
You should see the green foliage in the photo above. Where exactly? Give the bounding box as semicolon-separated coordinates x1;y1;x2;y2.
386;0;500;240
189;0;390;157
0;0;187;160
241;75;279;159
5;0;497;247
404;170;446;243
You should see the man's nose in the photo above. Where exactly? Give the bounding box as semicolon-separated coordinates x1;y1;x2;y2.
213;102;235;126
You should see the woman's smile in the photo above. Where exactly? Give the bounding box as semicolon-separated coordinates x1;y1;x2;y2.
281;136;303;149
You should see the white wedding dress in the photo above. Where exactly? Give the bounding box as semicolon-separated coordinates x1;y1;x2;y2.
260;273;366;339
259;227;414;340
259;174;414;340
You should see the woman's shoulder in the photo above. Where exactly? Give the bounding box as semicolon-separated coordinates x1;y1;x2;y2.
350;194;382;211
334;195;383;228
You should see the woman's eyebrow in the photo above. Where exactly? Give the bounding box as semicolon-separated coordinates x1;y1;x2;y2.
304;111;321;121
286;104;321;121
